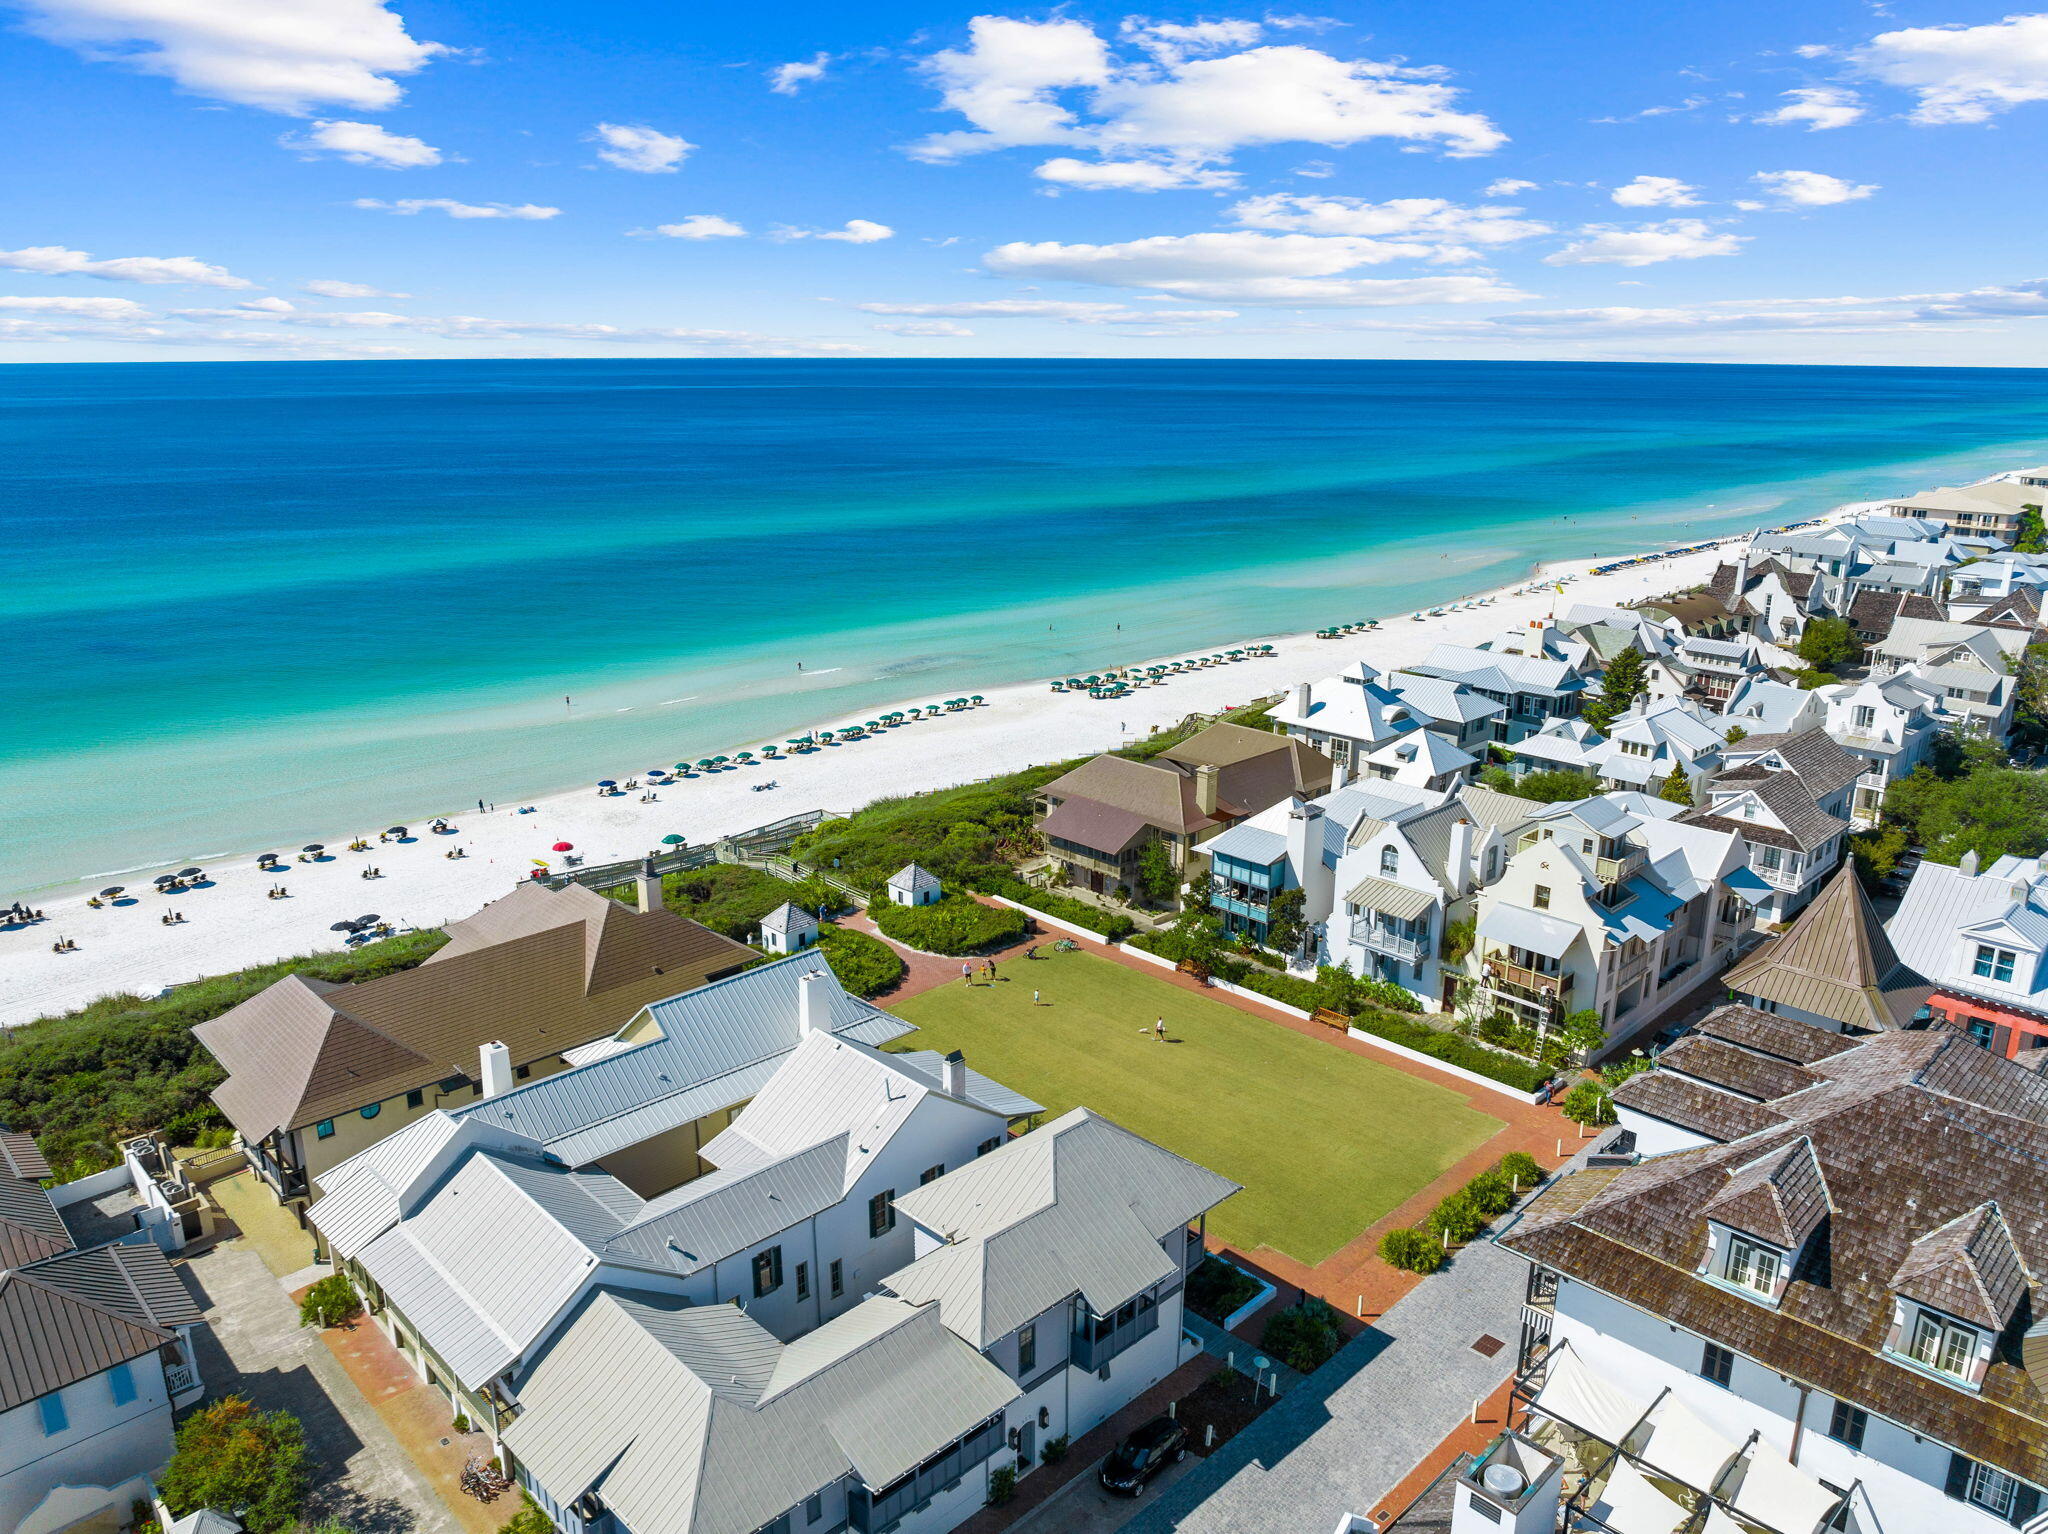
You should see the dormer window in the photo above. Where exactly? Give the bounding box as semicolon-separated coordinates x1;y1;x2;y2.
1974;945;2018;985
1726;1235;1782;1296
1907;1309;1980;1381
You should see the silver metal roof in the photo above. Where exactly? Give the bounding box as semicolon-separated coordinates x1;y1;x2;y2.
1478;903;1583;960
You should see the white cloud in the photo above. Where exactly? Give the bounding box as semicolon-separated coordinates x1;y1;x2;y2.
1850;13;2048;123
905;16;1504;181
1610;175;1700;207
1292;159;1336;177
777;219;894;243
639;215;747;239
303;278;408;298
982;231;1529;304
1229;193;1548;247
282;118;441;167
1754;86;1865;130
872;319;974;336
769;53;832;94
1544;220;1746;266
591;123;693;173
0;293;150;318
1752;169;1877;206
1484;178;1537;196
17;0;445;113
858;298;1239;323
355;198;561;219
0;244;254;287
235;296;296;312
1033;156;1235;190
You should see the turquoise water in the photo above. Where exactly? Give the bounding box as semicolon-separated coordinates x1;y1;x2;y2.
5;358;2048;892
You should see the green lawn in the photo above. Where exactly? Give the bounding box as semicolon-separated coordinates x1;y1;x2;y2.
886;948;1504;1266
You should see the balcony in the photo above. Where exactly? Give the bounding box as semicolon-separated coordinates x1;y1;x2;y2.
1592;852;1643;887
1484;959;1572;1003
1351;918;1425;963
1072;1291;1162;1372
850;1414;1008;1532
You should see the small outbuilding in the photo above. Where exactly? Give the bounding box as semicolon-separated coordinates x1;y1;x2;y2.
759;902;819;954
887;863;943;907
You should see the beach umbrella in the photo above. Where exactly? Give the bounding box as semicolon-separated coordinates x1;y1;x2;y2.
154;874;177;885
177;866;203;878
661;833;685;847
330;921;358;933
598;779;617;788
674;762;691;774
99;886;124;897
697;758;716;768
356;914;381;925
735;752;753;763
387;825;408;837
551;841;574;853
303;844;324;853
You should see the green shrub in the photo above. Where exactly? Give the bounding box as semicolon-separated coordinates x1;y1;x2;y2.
1040;1435;1070;1466
973;876;1137;940
1261;1298;1344;1374
1378;1226;1445;1274
792;768;1062;895
987;1466;1018;1506
1561;1081;1616;1125
1426;1191;1485;1245
499;1494;556;1534
1465;1169;1515;1218
610;863;798;940
0;928;447;1173
1186;1255;1262;1324
297;1273;361;1330
872;897;1029;955
814;924;905;998
1497;1151;1543;1190
161;1397;309;1534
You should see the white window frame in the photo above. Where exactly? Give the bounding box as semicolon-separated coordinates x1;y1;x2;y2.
1965;1460;2020;1518
1725;1234;1782;1296
1907;1308;1979;1381
1974;945;2018;985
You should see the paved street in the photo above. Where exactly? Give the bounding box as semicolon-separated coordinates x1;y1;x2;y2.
1009;1452;1203;1534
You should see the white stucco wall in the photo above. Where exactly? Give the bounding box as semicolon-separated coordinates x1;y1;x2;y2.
0;1364;173;1534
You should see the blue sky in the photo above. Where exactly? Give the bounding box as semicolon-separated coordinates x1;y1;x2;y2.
3;0;2045;363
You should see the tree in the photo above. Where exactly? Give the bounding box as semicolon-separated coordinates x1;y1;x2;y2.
1265;886;1307;955
2011;642;2048;752
1585;645;1648;732
1796;616;1861;674
1135;838;1180;905
2015;503;2045;554
160;1397;309;1534
1849;825;1908;889
1724;724;1748;745
1560;1081;1615;1126
1557;1008;1608;1060
1508;769;1603;804
1793;669;1838;691
298;1272;361;1330
1657;763;1694;806
1917;768;2048;867
1164;906;1226;974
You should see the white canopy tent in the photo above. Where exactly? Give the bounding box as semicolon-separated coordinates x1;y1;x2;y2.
1631;1395;1744;1493
1729;1441;1848;1534
1527;1341;1655;1445
1592;1458;1692;1534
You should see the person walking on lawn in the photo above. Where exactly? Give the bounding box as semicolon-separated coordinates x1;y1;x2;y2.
1154;1016;1167;1042
961;961;973;985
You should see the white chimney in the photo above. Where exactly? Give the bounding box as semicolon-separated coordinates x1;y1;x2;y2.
797;971;823;1035
635;855;662;915
1960;849;1980;878
1331;760;1350;790
942;1050;968;1098
479;1040;513;1100
1292;681;1310;718
1446;817;1476;896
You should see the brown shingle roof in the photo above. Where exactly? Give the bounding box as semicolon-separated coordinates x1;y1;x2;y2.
1692;1004;1855;1065
1701;1136;1831;1248
1723;728;1866;801
1722;866;1929;1033
0;1176;74;1270
1611;1069;1790;1142
1039;755;1212;836
197;883;754;1139
1039;795;1153;856
1693;769;1852;853
1655;1036;1819;1102
1038;723;1330;842
0;1133;52;1184
1891;1202;2031;1331
1505;1026;2048;1485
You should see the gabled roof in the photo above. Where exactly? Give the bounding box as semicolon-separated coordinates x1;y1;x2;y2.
759;903;815;934
25;1243;201;1331
1720;728;1865;802
1888;858;2048;1012
1722;866;1927;1032
1892;1202;2031;1332
1611;1069;1791;1143
198;882;756;1139
1654;1036;1818;1103
1691;1004;1856;1066
0;1131;52;1184
0;1170;74;1270
1701;1137;1831;1249
884;1109;1238;1349
1688;770;1851;854
504;1289;1019;1534
0;1267;174;1412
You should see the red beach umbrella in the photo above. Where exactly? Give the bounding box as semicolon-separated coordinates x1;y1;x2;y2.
551;841;574;853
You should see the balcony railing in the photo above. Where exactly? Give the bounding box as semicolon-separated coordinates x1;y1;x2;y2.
1592;853;1642;887
165;1363;197;1397
1484;959;1572;1000
1351;919;1425;962
1073;1292;1162;1372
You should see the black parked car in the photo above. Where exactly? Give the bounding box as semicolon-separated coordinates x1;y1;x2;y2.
1099;1416;1188;1496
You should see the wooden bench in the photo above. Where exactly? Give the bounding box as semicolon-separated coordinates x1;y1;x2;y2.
1312;1007;1351;1031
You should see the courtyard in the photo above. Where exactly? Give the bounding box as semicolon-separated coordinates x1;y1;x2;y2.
885;946;1504;1266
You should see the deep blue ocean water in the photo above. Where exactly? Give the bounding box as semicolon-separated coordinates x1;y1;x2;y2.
6;357;2048;891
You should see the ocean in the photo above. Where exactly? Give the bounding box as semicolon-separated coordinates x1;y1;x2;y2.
6;357;2047;893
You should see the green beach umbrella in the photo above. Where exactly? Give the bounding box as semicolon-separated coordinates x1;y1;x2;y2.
661;833;685;847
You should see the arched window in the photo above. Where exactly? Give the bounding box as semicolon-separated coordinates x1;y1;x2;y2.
360;1102;381;1120
1379;846;1399;876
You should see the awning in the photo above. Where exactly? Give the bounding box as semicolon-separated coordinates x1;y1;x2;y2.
1345;876;1437;923
1729;1442;1846;1534
1633;1396;1742;1493
1479;903;1582;960
1593;1459;1690;1534
1527;1342;1650;1445
1725;865;1773;904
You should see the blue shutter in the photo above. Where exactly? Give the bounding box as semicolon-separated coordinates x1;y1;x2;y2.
108;1362;137;1406
39;1391;68;1436
1947;1452;1973;1500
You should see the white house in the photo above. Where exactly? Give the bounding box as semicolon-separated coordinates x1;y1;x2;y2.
1269;661;1502;773
1358;729;1477;792
1718;676;1826;740
1888;851;2048;1058
1504;697;1726;797
760;902;819;954
1508;1018;2048;1533
888;864;944;907
1406;643;1589;743
1814;673;1943;825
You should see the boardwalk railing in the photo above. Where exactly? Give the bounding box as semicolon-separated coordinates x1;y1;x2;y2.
542;809;834;894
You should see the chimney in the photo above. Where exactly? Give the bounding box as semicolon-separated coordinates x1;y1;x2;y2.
1331;760;1350;790
1447;817;1476;896
797;970;823;1035
635;855;662;914
1194;762;1220;817
479;1040;513;1100
1291;681;1310;718
942;1050;968;1099
1960;849;1980;878
1285;797;1323;876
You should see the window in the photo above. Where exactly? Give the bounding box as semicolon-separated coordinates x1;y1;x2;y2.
1700;1342;1734;1387
1908;1309;1978;1380
315;1120;335;1140
977;1136;1003;1157
1018;1323;1037;1376
38;1391;67;1436
1759;846;1784;871
829;1259;843;1299
1853;705;1876;729
1949;1453;2036;1522
1533;885;1551;910
405;1089;424;1110
107;1362;137;1406
515;1063;531;1080
869;1190;896;1238
1826;1400;1867;1452
359;1102;381;1121
437;1073;467;1095
752;1246;783;1298
1485;847;1501;881
920;1163;945;1186
1380;846;1399;876
795;1261;809;1301
1726;1235;1782;1296
1975;946;2018;985
805;1493;824;1524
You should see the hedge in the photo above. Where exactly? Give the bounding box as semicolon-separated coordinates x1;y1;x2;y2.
814;924;905;998
1378;1227;1444;1275
871;897;1030;955
1260;1298;1344;1375
973;876;1137;941
1379;1152;1550;1275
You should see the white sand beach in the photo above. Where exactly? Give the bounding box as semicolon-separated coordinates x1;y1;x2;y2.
0;517;1856;1025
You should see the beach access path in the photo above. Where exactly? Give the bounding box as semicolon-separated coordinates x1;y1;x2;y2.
0;526;1810;1025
